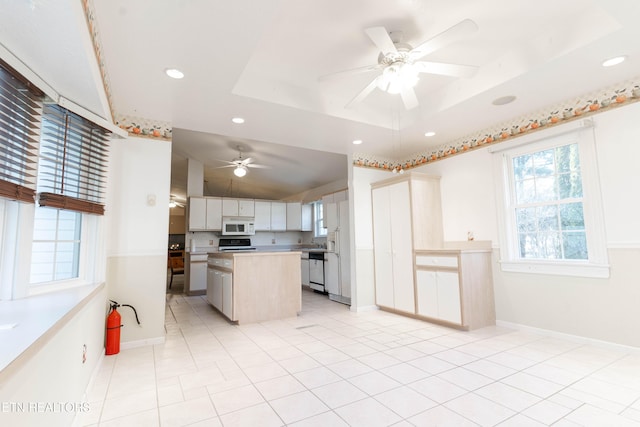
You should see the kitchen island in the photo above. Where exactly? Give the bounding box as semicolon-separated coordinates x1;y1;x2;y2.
206;251;302;324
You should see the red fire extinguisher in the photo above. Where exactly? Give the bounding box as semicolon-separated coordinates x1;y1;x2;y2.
106;300;140;355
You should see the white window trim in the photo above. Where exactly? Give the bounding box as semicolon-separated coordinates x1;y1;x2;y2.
491;118;610;278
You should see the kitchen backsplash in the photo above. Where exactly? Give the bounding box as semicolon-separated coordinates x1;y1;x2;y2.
187;231;315;252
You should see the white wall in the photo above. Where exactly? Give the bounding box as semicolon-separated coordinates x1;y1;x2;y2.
351;166;389;310
105;136;171;346
406;102;640;348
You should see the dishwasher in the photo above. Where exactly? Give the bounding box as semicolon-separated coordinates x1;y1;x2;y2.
308;252;325;293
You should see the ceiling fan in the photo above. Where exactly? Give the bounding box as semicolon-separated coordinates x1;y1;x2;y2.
215;147;269;177
320;19;479;110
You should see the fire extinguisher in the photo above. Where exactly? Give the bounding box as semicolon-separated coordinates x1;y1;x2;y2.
106;300;141;355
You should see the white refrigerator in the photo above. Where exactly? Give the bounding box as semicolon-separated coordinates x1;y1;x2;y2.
325;198;350;305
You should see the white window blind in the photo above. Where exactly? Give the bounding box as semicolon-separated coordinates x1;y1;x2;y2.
0;60;43;203
38;104;110;215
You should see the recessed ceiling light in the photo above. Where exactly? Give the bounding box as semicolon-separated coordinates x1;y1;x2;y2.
232;117;245;124
602;56;626;67
492;95;516;106
352;139;363;145
424;131;436;137
165;68;184;79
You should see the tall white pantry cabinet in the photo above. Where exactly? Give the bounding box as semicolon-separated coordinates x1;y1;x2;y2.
370;172;495;330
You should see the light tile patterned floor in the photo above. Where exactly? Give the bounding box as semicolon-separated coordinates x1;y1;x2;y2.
81;289;640;426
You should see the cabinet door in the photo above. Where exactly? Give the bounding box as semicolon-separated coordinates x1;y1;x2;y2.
325;202;338;232
286;202;302;230
301;204;313;231
222;272;233;319
437;271;462;324
416;270;438;318
271;202;287;231
222;198;239;216
205;197;222;230
239;199;255;217
372;186;394;308
389;182;414;313
325;252;339;295
211;270;223;311
190;262;207;292
206;268;215;305
188;197;206;230
301;258;310;286
254;201;271;230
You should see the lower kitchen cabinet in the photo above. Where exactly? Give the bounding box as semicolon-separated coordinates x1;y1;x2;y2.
414;249;495;330
301;253;310;286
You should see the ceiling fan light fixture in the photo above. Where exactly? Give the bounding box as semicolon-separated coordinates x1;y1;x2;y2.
376;62;419;94
169;200;177;208
164;68;184;79
233;165;247;177
602;56;626;67
232;117;245;124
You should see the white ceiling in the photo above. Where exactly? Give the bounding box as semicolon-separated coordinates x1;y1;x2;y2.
3;0;640;203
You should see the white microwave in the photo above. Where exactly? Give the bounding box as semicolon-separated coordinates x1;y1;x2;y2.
222;217;255;236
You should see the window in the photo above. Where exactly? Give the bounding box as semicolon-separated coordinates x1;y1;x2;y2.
494;120;609;278
30;207;81;283
314;200;326;237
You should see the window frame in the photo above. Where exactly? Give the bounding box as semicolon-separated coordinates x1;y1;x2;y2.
314;200;327;238
493;120;609;278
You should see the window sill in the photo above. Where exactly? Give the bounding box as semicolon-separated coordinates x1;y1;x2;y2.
0;282;104;381
499;260;610;278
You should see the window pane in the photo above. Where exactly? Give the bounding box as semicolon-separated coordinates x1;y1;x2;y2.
518;233;538;258
537;205;559;231
533;149;555;176
556;144;580;173
539;232;561;258
516;207;536;232
513;154;534;180
558;173;583;199
560;203;585;230
535;176;557;202
515;179;535;203
563;231;588;259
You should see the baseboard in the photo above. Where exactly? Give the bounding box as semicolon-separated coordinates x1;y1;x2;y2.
496;320;640;354
120;336;165;350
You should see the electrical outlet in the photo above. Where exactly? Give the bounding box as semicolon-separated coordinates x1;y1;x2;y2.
82;344;87;364
272;238;276;244
209;240;214;245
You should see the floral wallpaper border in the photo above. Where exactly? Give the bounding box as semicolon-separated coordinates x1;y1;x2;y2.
354;77;640;172
82;0;173;141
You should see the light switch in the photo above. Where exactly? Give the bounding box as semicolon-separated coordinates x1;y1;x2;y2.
147;194;156;206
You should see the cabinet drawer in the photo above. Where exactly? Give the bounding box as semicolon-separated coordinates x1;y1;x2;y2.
416;255;458;268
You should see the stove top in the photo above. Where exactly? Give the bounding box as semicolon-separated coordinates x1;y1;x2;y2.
218;238;256;252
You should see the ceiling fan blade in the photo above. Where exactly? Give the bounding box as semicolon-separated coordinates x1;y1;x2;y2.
346;77;379;108
364;26;398;56
214;159;236;165
318;63;382;82
214;165;236;169
400;86;419;110
410;19;478;60
414;61;478;78
246;164;270;169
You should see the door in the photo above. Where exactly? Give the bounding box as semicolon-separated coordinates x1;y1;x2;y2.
238;199;255;217
222;198;239;216
190;261;207;292
389;182;414;313
188;197;206;230
338;199;350;298
211;269;223;311
301;258;310;286
222;272;233;319
254;201;271;230
325;252;339;295
437;271;462;324
286;202;302;230
205;198;222;230
416;270;438;318
271;202;287;231
372;186;394;308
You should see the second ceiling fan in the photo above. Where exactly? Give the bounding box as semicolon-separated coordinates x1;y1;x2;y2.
321;19;479;110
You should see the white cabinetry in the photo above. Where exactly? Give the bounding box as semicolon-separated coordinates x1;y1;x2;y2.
286;202;302;230
254;201;272;230
301;252;310;286
371;182;414;312
206;257;234;320
301;204;313;231
188;196;222;230
415;250;495;330
270;202;287;231
188;197;206;230
205;197;222;230
222;198;255;217
371;173;443;314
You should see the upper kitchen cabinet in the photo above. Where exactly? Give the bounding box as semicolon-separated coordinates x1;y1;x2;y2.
222;198;255;217
271;202;287;231
188;197;206;230
286;202;302;230
205;197;222;230
301;204;313;232
188;196;222;231
254;200;272;231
